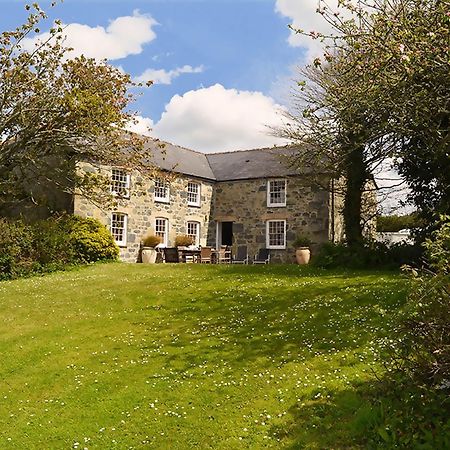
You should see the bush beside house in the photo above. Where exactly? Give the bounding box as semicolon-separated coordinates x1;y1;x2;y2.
0;215;119;280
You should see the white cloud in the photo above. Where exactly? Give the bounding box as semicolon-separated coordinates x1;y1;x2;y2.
22;11;157;60
134;65;204;86
275;0;348;60
151;84;287;153
126;115;154;137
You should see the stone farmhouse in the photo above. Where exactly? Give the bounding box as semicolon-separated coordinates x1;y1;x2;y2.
74;139;344;263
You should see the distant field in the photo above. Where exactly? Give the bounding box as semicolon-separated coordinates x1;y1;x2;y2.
0;263;407;449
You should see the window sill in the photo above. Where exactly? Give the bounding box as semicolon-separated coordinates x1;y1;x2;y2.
155;198;170;204
187;202;201;208
267;203;286;208
267;246;286;250
112;196;130;200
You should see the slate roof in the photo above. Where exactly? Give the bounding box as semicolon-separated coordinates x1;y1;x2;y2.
206;147;301;181
144;139;216;180
145;138;301;181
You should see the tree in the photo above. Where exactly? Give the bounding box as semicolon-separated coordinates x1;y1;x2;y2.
281;59;385;245
282;0;449;242
0;4;154;215
334;0;449;225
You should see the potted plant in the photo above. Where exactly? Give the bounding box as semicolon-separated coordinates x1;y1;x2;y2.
293;235;312;265
141;234;161;263
174;235;195;248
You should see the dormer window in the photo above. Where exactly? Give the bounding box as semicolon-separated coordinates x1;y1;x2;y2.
267;179;286;207
154;179;170;203
187;182;201;207
111;169;130;198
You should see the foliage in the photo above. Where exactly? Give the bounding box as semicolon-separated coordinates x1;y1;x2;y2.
0;218;35;278
142;234;162;248
293;235;312;248
174;234;195;247
0;215;118;279
387;271;450;387
367;380;450;448
386;217;450;385
0;263;408;448
313;241;422;269
370;216;450;446
423;214;450;274
376;213;423;232
65;216;119;263
0;4;155;213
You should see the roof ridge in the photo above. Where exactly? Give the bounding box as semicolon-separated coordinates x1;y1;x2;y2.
205;145;293;156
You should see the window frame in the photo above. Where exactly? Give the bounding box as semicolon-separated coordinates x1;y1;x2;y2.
186;221;201;246
111;212;128;247
155;217;169;247
267;179;287;207
154;179;170;204
266;219;287;249
110;168;130;199
187;181;201;207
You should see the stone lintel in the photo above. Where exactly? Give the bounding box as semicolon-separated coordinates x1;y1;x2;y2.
213;215;238;222
261;213;289;221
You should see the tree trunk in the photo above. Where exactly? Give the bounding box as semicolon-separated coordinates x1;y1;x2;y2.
343;145;366;246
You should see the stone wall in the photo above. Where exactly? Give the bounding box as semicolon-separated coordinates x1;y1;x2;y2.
211;176;331;263
74;169;214;262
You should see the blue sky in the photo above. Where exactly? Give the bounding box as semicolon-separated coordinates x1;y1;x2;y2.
2;0;325;152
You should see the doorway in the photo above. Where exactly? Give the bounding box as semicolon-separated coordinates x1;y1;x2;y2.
216;221;233;248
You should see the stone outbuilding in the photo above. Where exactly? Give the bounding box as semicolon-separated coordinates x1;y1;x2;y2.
74;139;344;263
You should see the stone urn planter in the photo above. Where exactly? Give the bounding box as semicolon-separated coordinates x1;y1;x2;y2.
141;234;161;264
141;247;158;264
293;235;312;265
295;247;311;265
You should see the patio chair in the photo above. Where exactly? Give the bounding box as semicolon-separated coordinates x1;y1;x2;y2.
200;246;212;263
217;246;232;264
253;248;270;264
232;246;249;264
163;247;179;263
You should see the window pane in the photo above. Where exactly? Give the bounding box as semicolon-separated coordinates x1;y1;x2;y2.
155;180;169;201
111;169;129;196
268;220;285;248
269;180;286;205
111;213;127;245
155;218;168;245
187;221;200;245
187;182;200;205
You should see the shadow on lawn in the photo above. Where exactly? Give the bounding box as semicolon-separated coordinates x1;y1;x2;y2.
269;378;383;449
156;272;406;372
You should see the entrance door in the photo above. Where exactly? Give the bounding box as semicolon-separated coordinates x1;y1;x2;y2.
216;221;233;248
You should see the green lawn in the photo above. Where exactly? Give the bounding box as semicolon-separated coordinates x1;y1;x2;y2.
0;263;407;449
